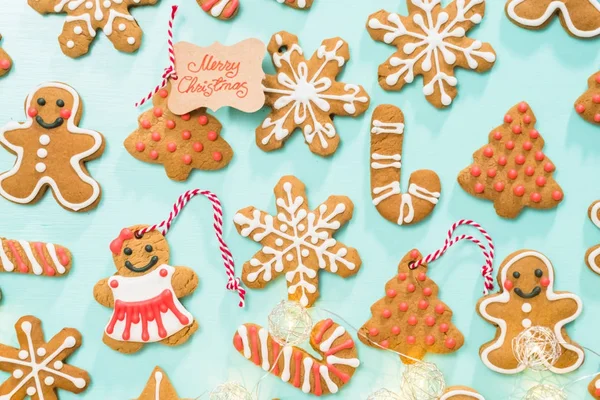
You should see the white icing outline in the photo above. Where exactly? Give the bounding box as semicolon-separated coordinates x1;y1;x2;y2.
440;389;485;400
478;250;584;374
588;201;600;274
0;82;102;211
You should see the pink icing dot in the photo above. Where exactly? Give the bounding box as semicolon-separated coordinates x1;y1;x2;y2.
407;336;416;345
504;114;513;123
182;154;192;165
483;147;493;158
399;302;409;312
27;107;38;117
150;150;158;160
494;182;505;192
487;168;497;178
593;94;600;104
167;142;177;152
498;156;507;166
512;125;522;134
530;192;542;203
517;102;528;113
151;132;161;141
536;176;546;187
425;316;435;326
382;309;392;318
181;113;191;121
474;183;485;194
386;289;397;298
552;191;563;201
504;280;513;291
523;141;532;151
158;89;168;98
159;268;168;277
535;151;545;161
576;104;585;113
515;154;526;165
60;109;71;119
193;142;204;152
410;249;419;259
435;304;445;314
470;166;481;177
544;162;555;172
418;300;428;310
166;120;176;129
529;129;539;139
207;131;218;141
141;119;151;129
523;115;532;124
493;131;502;140
135;142;145;152
182;130;191;140
0;59;10;70
110;280;118;288
398;272;407;281
212;152;222;161
513;185;525;197
596;74;600;84
407;283;416;293
508;169;518;180
425;336;435;346
380;340;389;348
153;107;163;117
595;114;600;123
369;328;379;336
505;140;515;150
439;323;449;333
423;287;432;296
541;277;550;287
417;272;426;282
445;338;457;349
391;326;401;335
525;166;535;176
198;115;208;125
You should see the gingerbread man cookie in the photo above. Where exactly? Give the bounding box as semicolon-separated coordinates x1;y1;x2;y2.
0;35;12;78
135;366;190;400
575;71;600;125
441;386;485;399
478;250;584;374
28;0;157;58
370;105;441;226
93;225;199;354
0;315;90;399
366;0;496;108
506;0;600;38
0;82;104;212
258;31;370;156
585;201;600;275
197;0;240;20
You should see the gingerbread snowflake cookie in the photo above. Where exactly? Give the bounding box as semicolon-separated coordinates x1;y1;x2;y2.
28;0;157;58
441;386;485;399
0;35;12;78
478;250;584;374
234;175;361;307
258;31;370;156
370;105;441;226
0;315;90;399
506;0;600;38
135;366;189;400
0;82;104;212
575;71;600;125
367;0;496;108
93;225;199;354
197;0;240;20
585;201;600;275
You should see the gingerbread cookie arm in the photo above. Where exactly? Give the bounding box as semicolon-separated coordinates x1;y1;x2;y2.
370;105;440;226
0;238;72;276
93;278;115;308
171;266;199;298
575;70;600;125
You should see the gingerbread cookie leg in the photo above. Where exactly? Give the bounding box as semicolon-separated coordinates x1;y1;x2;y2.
159;320;198;347
50;165;102;211
102;333;144;354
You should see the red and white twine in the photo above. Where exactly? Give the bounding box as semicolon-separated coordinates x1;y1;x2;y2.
136;189;246;307
135;5;179;107
409;220;495;294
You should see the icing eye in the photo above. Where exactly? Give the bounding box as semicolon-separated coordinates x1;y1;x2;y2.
123;247;132;256
145;244;153;252
512;271;520;279
56;99;65;107
535;269;543;278
37;98;46;106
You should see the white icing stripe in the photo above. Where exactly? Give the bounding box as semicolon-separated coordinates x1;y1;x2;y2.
371;153;401;169
46;243;66;274
104;9;134;36
506;0;600;38
319;326;345;352
258;328;270;371
372;181;400;206
18;240;43;275
409;183;440;205
0;240;14;272
439;389;485;400
326;355;360;368
301;357;313;393
398;193;414;225
0;82;103;212
281;346;293;382
479;251;585;374
319;365;338;393
237;326;251;359
371;120;404;134
154;371;163;400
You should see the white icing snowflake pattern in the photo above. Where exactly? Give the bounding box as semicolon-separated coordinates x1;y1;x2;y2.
0;316;89;399
257;31;370;156
234;176;362;307
367;0;496;107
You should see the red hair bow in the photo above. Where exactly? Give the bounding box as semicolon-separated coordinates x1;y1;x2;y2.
110;228;134;255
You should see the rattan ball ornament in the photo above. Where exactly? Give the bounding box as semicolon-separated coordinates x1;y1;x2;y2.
522;384;567;400
400;362;445;400
512;326;562;371
268;300;313;346
209;382;254;400
366;388;402;400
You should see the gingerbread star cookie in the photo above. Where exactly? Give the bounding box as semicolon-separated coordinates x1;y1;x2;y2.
0;35;12;78
258;31;370;156
440;386;485;399
478;250;584;374
0;82;104;212
575;71;600;125
233;175;361;307
367;0;496;108
197;0;240;20
135;367;190;400
0;315;90;399
506;0;600;38
28;0;158;58
585;201;600;275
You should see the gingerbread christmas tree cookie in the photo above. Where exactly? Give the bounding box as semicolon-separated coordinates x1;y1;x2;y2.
258;31;370;156
124;83;233;181
0;315;90;399
457;101;563;219
0;35;12;78
366;0;496;108
135;366;190;400
359;249;464;363
575;71;600;125
28;0;158;58
233;175;361;307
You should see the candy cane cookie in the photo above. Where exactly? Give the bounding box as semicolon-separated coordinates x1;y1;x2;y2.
370;105;441;226
197;0;240;20
0;237;71;276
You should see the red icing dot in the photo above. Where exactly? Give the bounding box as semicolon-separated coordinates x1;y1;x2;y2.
595;114;600;123
483;147;493;157
369;328;379;336
593;94;600;104
150;150;158;160
407;336;416;345
28;107;38;117
552;191;563;201
153;107;163;117
60;109;71;119
498;156;507;166
407;316;417;326
530;192;542;203
380;340;389;348
110;280;118;288
425;316;435;327
541;277;550;287
517;102;528;113
535;151;545;161
439;323;449;333
505;140;515;150
386;289;397;298
382;309;392;318
159;268;168;277
504;114;513;123
544;162;555;172
512;125;522;134
207;131;218;141
474;183;485;194
141;119;151;129
417;272;426;281
523;115;532;124
494;182;505;192
487;168;497;178
529;129;539;139
410;249;419;259
525;166;535;176
198;115;208;125
595;388;600;396
535;176;546;187
407;283;416;293
418;300;428;310
212;152;223;161
398;272;407;281
435;304;445;314
399;302;409;312
425;336;436;346
576;104;585;113
523;141;532;151
445;338;457;349
193;142;203;152
182;154;192;165
182;130;191;140
423;287;432;296
167;142;177;152
493;131;502;140
151;132;161;141
596;74;600;84
504;280;513;290
515;155;526;165
135;142;145;152
508;169;518;180
470;166;481;177
513;185;525;197
391;326;401;335
181;113;191;121
158;89;168;98
166;120;176;129
0;59;10;70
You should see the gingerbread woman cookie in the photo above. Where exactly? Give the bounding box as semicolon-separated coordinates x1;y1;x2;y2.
575;71;600;125
370;105;441;226
258;31;370;156
441;386;485;399
0;35;12;78
478;250;584;374
0;315;90;399
197;0;240;20
93;225;199;354
135;366;190;400
506;0;600;38
233;318;360;396
366;0;496;108
28;0;157;58
585;201;600;275
0;82;104;212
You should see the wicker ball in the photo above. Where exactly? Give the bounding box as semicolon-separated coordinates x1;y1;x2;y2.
268;300;312;346
366;388;402;400
522;384;567;400
400;362;445;400
209;382;253;400
512;326;562;371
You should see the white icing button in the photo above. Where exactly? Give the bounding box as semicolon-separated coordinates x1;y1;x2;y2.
18;350;28;360
275;238;283;246
67;40;75;49
12;369;23;378
297;223;305;231
522;303;532;313
85;1;93;8
127;37;136;45
280;224;288;232
37;148;48;158
39;134;50;145
285;253;293;261
74;26;83;35
35;163;47;173
36;347;47;357
54;361;63;370
26;387;36;396
103;0;111;6
596;380;600;389
522;318;532;328
44;376;55;386
118;23;126;31
301;249;309;257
